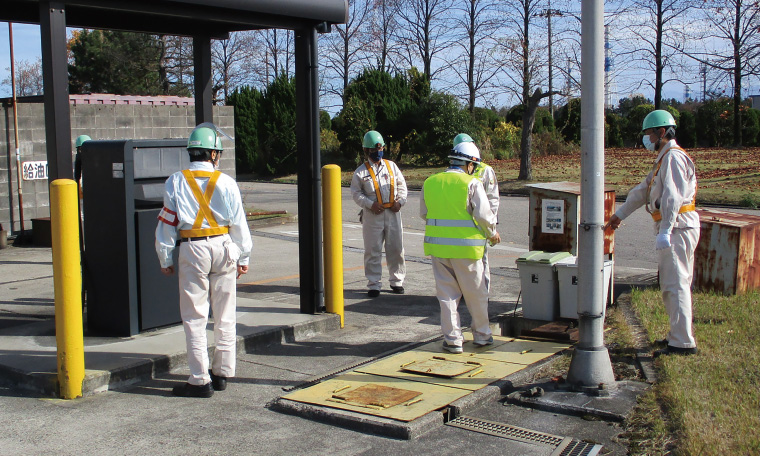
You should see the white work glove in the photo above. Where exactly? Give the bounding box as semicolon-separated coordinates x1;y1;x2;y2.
655;233;671;250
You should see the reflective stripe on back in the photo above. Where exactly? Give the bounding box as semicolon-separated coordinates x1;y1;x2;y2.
426;219;478;228
424;236;487;247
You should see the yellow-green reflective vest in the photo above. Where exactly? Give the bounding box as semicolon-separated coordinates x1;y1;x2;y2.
473;162;492;182
423;171;486;259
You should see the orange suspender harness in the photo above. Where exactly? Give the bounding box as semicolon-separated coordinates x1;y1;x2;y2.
365;159;396;209
646;146;696;222
178;170;230;238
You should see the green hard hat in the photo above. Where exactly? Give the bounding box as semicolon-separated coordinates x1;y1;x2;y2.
452;133;474;147
188;125;223;151
75;135;91;148
642;110;676;132
362;130;385;148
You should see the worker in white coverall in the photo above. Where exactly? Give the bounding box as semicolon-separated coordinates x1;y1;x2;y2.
420;142;501;354
453;133;499;291
605;110;699;356
350;130;407;298
155;123;253;397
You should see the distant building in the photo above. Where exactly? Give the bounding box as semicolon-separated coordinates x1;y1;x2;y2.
750;95;760;110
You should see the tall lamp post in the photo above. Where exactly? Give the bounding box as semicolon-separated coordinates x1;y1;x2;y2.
536;2;563;116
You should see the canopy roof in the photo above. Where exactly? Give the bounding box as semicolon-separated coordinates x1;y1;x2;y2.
4;0;348;36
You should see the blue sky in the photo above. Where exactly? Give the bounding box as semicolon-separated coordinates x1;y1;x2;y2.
0;23;44;94
0;21;748;106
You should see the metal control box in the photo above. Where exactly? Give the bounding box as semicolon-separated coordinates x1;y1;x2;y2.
527;182;615;255
694;208;760;295
81;139;188;336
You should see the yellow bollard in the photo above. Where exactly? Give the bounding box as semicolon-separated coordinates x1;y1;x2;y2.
50;179;85;399
322;165;344;327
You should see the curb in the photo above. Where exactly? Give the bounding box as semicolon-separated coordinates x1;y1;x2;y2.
0;313;340;398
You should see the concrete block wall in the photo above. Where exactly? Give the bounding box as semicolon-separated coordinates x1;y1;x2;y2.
0;101;234;234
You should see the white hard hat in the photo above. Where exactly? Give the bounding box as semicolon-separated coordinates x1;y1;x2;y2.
448;142;481;163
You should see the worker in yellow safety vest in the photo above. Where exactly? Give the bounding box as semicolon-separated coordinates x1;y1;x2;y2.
350;130;408;298
420;141;501;354
453;133;499;291
155;123;253;397
605;110;699;357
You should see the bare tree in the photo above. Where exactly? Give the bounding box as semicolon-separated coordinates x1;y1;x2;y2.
449;0;502;111
263;29;294;85
616;0;695;109
688;0;760;145
367;0;402;72
498;0;559;180
212;31;262;103
160;35;194;95
395;0;455;82
320;0;373;107
3;58;43;96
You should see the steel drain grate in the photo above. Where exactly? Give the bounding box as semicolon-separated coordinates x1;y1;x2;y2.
447;416;603;456
552;439;603;456
447;416;566;446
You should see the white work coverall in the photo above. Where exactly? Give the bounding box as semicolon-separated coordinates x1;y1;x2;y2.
614;140;699;349
475;163;500;291
350;159;407;291
156;161;253;385
420;168;498;347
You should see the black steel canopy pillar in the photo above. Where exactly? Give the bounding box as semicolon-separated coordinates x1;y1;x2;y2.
295;27;324;314
40;2;72;181
193;35;213;125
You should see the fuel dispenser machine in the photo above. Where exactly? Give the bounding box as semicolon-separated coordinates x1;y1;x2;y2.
81;139;188;336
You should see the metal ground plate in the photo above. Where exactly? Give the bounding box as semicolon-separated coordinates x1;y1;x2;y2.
417;336;571;366
464;338;573;366
282;372;470;422
400;357;482;378
416;334;516;355
355;350;525;391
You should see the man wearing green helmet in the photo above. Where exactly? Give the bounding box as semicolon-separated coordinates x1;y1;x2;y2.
350;130;408;297
453;133;500;291
155;123;253;397
605;109;699;357
73;135;91;189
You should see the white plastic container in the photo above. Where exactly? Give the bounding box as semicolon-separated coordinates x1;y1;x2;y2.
555;256;613;319
516;251;572;321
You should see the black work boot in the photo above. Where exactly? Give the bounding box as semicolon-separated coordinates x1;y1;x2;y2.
172;382;213;398
209;370;228;391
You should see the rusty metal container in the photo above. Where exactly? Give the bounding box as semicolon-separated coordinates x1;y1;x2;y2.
694;208;760;295
527;182;615;255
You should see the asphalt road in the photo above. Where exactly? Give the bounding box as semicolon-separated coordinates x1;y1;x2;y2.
241;181;660;272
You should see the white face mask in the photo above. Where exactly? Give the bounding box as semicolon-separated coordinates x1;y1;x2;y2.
642;135;656;151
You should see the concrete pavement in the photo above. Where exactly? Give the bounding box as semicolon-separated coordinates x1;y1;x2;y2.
0;186;658;454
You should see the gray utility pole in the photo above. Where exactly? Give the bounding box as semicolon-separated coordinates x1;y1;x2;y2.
536;2;563;117
566;0;616;392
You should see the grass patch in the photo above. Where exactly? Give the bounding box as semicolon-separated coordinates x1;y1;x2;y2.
627;288;760;454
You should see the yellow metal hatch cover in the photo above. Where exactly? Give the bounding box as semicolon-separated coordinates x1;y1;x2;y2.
356;351;523;391
332;383;421;409
400;357;482;378
282;372;471;421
